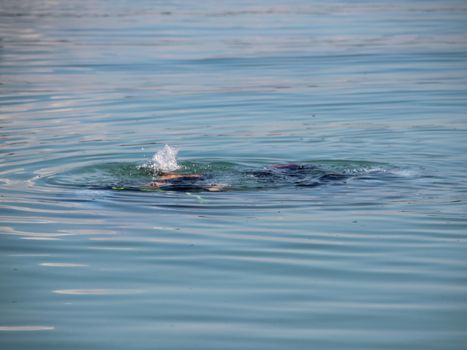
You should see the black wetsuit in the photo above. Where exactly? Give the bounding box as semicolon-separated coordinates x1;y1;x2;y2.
153;164;348;192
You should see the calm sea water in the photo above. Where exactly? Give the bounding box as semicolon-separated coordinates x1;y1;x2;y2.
1;1;467;349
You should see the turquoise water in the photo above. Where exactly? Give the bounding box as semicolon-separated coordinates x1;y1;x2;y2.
1;1;467;349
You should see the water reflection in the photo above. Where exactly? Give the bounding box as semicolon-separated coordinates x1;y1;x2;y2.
53;289;144;295
39;263;87;267
0;326;54;332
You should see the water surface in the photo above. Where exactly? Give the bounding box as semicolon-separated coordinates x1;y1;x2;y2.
1;1;467;349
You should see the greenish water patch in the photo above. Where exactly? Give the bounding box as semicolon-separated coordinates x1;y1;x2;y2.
43;159;401;192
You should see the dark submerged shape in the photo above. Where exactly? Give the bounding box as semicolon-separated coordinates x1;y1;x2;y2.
148;163;349;192
43;159;393;193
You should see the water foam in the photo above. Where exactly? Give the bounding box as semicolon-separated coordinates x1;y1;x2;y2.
148;144;180;174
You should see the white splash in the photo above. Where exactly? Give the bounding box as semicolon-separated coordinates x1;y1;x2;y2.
150;144;180;173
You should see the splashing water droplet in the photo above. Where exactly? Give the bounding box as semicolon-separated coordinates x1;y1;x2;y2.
150;144;180;174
